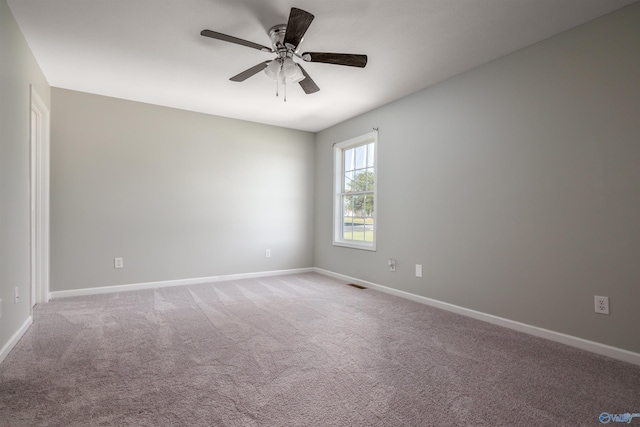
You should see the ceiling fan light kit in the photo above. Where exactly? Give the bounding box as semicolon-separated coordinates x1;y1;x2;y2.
201;7;367;101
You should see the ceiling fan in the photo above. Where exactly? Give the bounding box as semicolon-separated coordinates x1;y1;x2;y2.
201;7;367;98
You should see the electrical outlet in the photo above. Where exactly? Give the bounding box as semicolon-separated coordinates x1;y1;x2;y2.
388;259;396;272
0;298;3;318
416;264;423;278
114;257;124;269
14;287;19;304
594;296;610;315
265;249;271;258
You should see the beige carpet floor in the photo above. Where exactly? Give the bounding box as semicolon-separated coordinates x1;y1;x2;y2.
1;272;639;426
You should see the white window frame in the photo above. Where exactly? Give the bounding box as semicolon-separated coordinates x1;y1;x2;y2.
333;131;378;251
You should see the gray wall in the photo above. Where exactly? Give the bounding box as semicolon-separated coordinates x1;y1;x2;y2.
314;4;640;353
51;89;314;291
0;0;50;352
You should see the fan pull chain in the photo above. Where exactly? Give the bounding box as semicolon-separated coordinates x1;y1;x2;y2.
273;61;288;102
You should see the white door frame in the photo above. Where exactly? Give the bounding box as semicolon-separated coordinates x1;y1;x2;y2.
30;86;50;306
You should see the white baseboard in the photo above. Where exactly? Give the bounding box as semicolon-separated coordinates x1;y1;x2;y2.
49;268;314;299
314;268;640;367
0;316;33;365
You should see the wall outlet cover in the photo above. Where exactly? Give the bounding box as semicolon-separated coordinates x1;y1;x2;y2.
594;295;610;315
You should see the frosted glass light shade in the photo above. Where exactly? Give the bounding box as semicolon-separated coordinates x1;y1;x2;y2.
282;58;297;78
278;64;305;84
290;65;306;83
265;60;281;80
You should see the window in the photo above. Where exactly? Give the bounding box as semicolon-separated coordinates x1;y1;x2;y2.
333;131;377;250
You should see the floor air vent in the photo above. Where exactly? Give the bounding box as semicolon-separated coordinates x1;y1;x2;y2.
347;283;367;290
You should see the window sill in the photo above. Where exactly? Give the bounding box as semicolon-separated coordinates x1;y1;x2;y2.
332;241;377;251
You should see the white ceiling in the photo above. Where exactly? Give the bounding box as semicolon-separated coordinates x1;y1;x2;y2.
8;0;638;132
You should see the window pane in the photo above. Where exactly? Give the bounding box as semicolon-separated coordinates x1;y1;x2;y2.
341;192;374;242
365;169;374;191
353;194;365;216
347;215;361;242
349;170;373;192
365;194;374;218
344;148;354;173
343;225;353;241
344;171;354;192
364;222;374;241
343;195;353;219
355;145;366;169
342;197;354;240
367;143;375;168
351;171;363;192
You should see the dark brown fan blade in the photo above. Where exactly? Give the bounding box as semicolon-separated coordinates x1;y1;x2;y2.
283;8;314;49
230;61;270;82
297;64;319;94
201;30;272;52
302;52;367;68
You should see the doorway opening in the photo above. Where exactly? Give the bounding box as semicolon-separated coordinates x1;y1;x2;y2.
30;86;50;308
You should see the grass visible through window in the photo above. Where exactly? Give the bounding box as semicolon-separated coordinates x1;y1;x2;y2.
343;216;374;242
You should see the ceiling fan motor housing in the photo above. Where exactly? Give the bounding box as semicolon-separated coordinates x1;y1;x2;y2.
268;24;288;51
